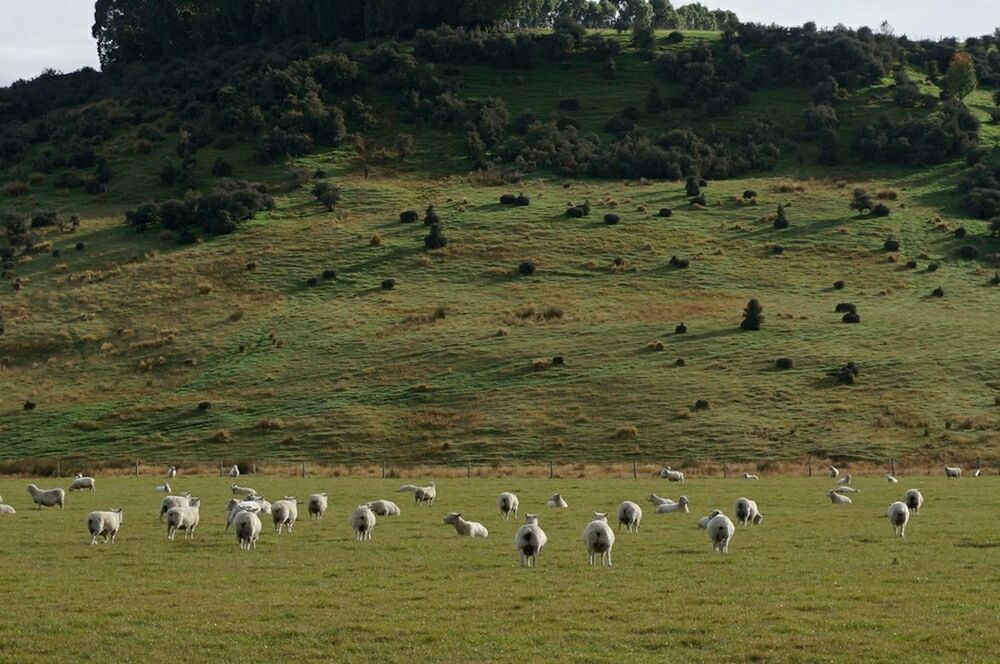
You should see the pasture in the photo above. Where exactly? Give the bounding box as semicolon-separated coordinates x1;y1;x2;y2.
0;475;997;662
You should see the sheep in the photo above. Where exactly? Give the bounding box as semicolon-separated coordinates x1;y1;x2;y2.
944;465;962;479
655;496;690;514
697;509;723;529
497;492;519;520
86;508;123;545
230;483;257;498
582;513;616;566
886;474;899;483
443;512;489;537
886;502;910;538
707;513;735;553
514;514;548;567
398;482;436;505
349;504;376;541
743;473;760;480
903;489;924;515
733;497;763;526
307;493;328;520
834;486;861;494
827;490;852;505
546;493;568;508
167;466;177;479
0;496;15;515
658;467;685;482
68;475;96;492
367;499;401;517
647;493;675;508
229;465;240;478
973;468;982;478
617;501;643;533
159;493;193;521
154;483;172;494
836;473;852;486
272;497;298;534
225;498;269;531
165;498;201;540
828;465;839;479
233;505;262;550
26;484;65;509
243;495;272;515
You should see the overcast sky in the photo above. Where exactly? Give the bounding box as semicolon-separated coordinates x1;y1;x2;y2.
1;1;998;86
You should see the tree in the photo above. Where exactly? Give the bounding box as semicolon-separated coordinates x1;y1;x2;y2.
740;298;763;331
395;134;415;161
312;182;341;211
650;0;678;28
945;52;977;100
424;222;447;250
773;204;788;229
993;90;1000;107
850;188;873;216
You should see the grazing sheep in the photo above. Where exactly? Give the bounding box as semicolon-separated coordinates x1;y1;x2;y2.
697;509;723;529
272;497;298;534
944;465;962;479
658;467;685;482
743;473;760;480
86;509;123;545
836;474;852;486
886;502;910;538
398;482;436;505
229;465;240;478
514;514;548;567
707;514;736;553
827;490;852;505
307;493;328;520
834;486;861;494
225;497;270;531
165;498;201;540
647;493;675;508
886;474;899;483
582;513;616;566
349;504;376;541
655;496;690;514
497;492;519;520
233;506;262;550
903;489;924;515
159;493;193;521
733;497;763;526
828;466;839;479
167;466;177;479
230;483;257;498
546;493;568;508
443;512;489;537
154;483;171;494
367;499;401;517
617;501;643;533
26;484;65;509
68;475;96;492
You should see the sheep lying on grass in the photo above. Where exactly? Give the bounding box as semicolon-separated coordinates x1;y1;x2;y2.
307;493;328;520
233;505;262;550
904;489;924;515
159;493;193;521
497;492;519;520
349;504;376;541
230;483;257;498
443;512;489;537
26;484;65;510
367;500;401;517
886;474;899;483
827;490;852;505
243;495;272;515
166;498;201;540
656;496;689;513
836;474;852;486
707;513;735;553
272;497;298;535
546;493;568;508
743;473;760;480
733;497;763;525
0;496;15;515
834;486;861;494
69;474;96;492
582;513;615;566
647;493;675;508
886;502;910;537
617;501;642;533
154;483;171;494
697;509;723;529
398;482;436;505
86;509;123;545
515;514;548;567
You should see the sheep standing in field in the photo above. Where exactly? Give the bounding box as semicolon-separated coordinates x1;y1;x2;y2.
707;513;736;553
648;493;675;508
0;496;16;515
743;473;760;480
349;504;376;541
159;493;193;521
836;473;852;486
697;509;723;529
86;508;123;545
443;512;489;537
546;493;568;508
167;466;177;479
827;490;852;505
68;474;96;492
658;467;685;482
886;474;899;483
166;498;201;540
367;499;401;517
272;497;298;534
617;501;642;533
230;483;257;498
886;502;910;537
834;486;861;494
944;465;962;479
307;493;328;520
903;489;924;515
656;496;689;514
233;505;262;551
398;482;436;506
582;513;616;566
828;466;839;479
243;495;272;515
514;514;548;567
733;497;763;526
225;498;268;531
154;483;171;494
26;484;65;509
497;492;519;520
229;465;240;478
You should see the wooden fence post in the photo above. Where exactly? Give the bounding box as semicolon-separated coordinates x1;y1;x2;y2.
301;462;306;478
382;461;386;479
549;461;554;479
807;457;813;478
890;458;896;477
219;462;223;477
467;462;471;479
723;461;728;479
56;461;61;478
134;462;139;478
633;460;637;480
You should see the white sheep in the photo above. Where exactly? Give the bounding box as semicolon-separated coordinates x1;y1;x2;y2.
582;513;616;566
154;483;172;494
26;484;65;509
546;493;568;508
159;493;193;521
656;496;689;514
243;495;272;515
272;497;298;534
697;509;723;529
707;513;735;553
827;490;852;505
229;465;240;478
903;489;924;515
349;504;376;541
828;465;839;479
617;501;642;533
944;465;962;479
443;512;489;537
514;514;548;567
225;498;267;532
973;468;982;478
658;467;685;482
69;474;96;492
367;499;401;517
743;473;760;480
307;493;328;520
886;474;899;483
167;466;177;479
886;502;910;538
398;482;436;505
647;493;675;508
86;509;123;545
834;486;861;494
230;483;257;498
497;492;519;520
835;473;852;486
166;498;201;540
0;496;15;515
733;497;763;526
233;506;262;550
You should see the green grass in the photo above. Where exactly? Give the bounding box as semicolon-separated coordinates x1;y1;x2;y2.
0;475;996;662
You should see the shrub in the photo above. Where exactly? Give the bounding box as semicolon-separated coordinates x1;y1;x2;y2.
871;203;891;217
565;206;584;218
2;181;29;197
953;227;966;238
693;399;710;411
312;182;341;211
842;312;861;323
775;357;794;370
658;208;673;217
400;210;419;223
883;236;900;252
771;245;785;255
603;213;620;225
424;223;447;250
514;193;530;206
740;298;763;331
834;362;859;385
932;286;945;297
773;203;788;229
835;303;857;313
743;190;757;199
685;176;700;197
30;212;58;228
211;158;233;177
424;205;440;225
905;259;918;269
322;269;337;280
381;278;396;290
927;262;939;272
675;323;687;334
518;261;536;276
307;277;319;287
958;245;979;260
500;194;516;205
666;31;684;44
669;255;689;269
989;272;1000;286
833;280;845;290
850;188;872;216
551;356;564;366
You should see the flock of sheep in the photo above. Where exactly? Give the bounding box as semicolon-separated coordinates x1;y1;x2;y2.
0;460;968;566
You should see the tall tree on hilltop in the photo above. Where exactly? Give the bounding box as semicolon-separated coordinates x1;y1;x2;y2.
945;52;977;100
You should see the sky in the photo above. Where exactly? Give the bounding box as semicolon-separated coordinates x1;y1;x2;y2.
0;0;998;86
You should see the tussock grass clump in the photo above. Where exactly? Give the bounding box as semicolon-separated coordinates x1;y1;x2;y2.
775;357;794;370
842;312;861;323
883;236;900;252
616;425;638;439
381;278;396;290
835;303;857;313
675;323;687;334
257;418;285;430
833;280;845;290
517;261;536;276
647;340;664;351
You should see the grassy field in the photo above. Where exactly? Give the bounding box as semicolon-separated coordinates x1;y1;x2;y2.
0;475;996;662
